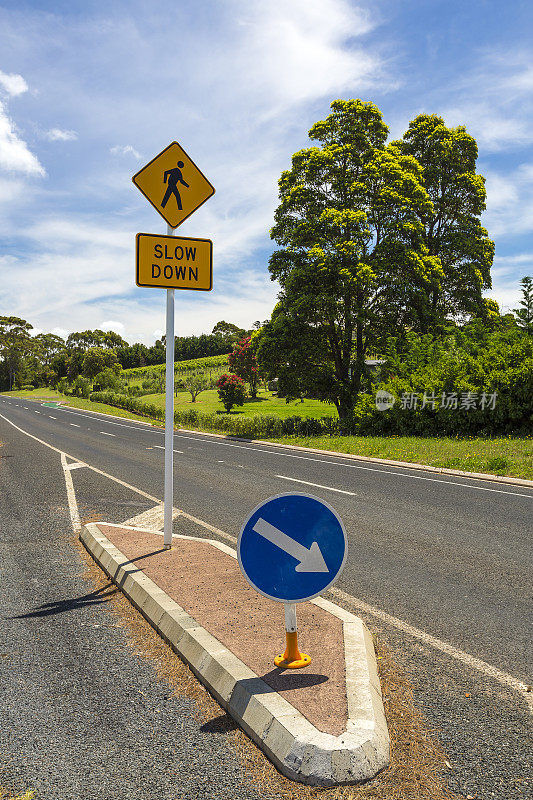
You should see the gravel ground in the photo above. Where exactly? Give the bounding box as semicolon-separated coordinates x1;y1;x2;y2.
0;428;275;800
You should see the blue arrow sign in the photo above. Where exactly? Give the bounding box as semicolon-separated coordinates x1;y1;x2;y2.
238;492;347;603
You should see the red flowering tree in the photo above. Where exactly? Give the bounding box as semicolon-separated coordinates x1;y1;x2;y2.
228;336;260;398
216;373;247;413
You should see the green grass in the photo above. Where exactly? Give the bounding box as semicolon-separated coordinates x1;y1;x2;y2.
3;388;532;479
142;388;337;418
267;433;533;480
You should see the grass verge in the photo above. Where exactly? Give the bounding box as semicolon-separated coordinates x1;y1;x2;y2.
268;433;533;480
3;389;532;480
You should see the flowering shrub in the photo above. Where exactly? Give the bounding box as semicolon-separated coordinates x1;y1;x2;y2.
215;373;247;412
228;337;260;397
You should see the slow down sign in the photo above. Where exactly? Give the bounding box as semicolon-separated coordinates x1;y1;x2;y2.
136;232;213;291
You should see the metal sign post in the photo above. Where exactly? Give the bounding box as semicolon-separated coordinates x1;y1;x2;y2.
164;225;175;548
132;141;215;550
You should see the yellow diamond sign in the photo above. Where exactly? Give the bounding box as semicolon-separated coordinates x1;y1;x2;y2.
132;141;215;229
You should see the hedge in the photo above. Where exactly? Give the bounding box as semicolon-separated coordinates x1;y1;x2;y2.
89;391;340;437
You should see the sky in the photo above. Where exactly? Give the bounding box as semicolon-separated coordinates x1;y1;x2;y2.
0;0;532;344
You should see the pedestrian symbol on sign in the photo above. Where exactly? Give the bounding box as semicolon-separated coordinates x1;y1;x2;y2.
162;161;190;211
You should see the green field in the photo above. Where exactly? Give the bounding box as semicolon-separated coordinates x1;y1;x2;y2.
141;388;337;418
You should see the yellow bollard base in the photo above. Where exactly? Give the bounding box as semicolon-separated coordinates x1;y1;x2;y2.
274;631;311;669
274;652;311;669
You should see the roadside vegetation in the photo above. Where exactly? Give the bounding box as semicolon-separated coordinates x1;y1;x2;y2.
2;102;533;481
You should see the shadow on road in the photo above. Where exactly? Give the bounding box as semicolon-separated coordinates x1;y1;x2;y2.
8;582;118;619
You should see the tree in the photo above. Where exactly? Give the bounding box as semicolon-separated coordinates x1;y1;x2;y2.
211;321;247;348
513;276;533;335
0;316;33;390
216;373;246;412
82;347;121;379
393;114;494;329
260;99;441;422
177;372;210;402
228;336;260;398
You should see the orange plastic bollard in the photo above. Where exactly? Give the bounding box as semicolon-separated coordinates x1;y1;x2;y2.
274;630;311;669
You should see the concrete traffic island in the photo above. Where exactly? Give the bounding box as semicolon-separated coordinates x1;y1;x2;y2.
80;522;390;786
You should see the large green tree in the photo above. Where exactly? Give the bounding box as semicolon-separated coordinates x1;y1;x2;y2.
258;99;441;421
393;114;494;329
0;316;33;389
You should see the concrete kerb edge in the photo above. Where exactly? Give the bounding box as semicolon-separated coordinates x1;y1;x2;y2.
80;522;390;785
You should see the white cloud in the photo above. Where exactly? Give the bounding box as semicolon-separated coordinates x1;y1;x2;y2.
110;144;140;158
483;163;533;238
485;253;533;313
0;70;28;97
99;319;125;333
51;327;68;339
45;128;78;141
0;101;45;175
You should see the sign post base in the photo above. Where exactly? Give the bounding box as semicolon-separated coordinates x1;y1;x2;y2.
274;603;311;669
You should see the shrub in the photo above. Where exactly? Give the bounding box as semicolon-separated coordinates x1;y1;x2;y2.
22;384;35;391
72;375;92;398
216;373;247;412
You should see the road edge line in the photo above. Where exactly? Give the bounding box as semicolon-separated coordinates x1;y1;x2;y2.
176;428;533;488
80;521;389;785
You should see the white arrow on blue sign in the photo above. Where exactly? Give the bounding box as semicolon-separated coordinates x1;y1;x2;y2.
237;492;348;603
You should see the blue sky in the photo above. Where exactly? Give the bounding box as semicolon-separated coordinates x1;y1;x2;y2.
0;0;531;344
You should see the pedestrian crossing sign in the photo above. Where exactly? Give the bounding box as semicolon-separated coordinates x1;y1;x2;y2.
132;141;215;229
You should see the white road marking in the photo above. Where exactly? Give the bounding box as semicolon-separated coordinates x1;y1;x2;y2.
69;423;80;427
55;406;159;432
327;586;533;712
49;416;57;419
123;504;180;530
34;411;41;414
154;444;183;453
174;434;533;498
61;453;81;534
2;410;531;710
276;474;357;496
100;431;115;436
67;462;87;471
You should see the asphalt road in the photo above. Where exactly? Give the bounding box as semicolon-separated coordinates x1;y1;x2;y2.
0;396;531;799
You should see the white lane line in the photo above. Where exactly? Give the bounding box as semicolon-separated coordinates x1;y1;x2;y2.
69;423;80;427
2;410;531;711
327;586;532;712
154;444;183;453
55;407;159;432
49;416;57;419
61;453;81;534
276;475;357;496
34;411;41;414
67;462;87;471
100;431;115;437
174;434;533;499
